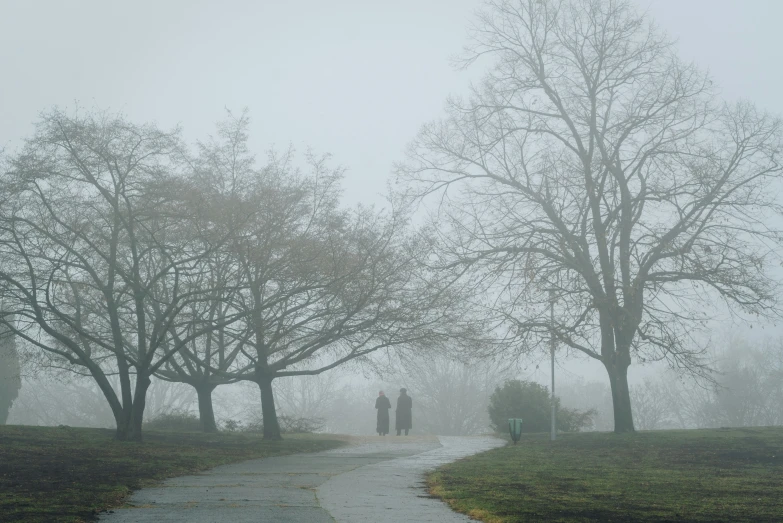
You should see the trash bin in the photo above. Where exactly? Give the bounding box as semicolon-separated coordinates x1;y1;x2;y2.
508;418;523;444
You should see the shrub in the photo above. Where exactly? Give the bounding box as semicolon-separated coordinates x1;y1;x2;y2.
279;415;325;434
558;406;597;432
238;415;325;434
143;409;202;432
222;419;242;432
243;419;264;433
488;380;594;433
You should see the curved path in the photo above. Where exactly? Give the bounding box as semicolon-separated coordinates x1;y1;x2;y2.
100;435;502;522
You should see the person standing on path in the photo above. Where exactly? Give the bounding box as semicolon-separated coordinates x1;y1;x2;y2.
395;388;412;436
375;390;392;435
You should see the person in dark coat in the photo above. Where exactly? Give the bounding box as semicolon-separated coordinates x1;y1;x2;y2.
395;388;412;436
375;391;391;436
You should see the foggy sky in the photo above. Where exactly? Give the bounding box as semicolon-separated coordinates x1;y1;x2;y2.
2;0;782;208
2;0;782;382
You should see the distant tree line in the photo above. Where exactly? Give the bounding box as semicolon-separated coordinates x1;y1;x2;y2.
554;339;783;431
631;340;783;430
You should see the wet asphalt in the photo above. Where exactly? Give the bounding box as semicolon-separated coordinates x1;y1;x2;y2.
99;434;503;522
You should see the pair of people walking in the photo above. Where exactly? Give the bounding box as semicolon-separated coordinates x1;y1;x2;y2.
375;388;412;436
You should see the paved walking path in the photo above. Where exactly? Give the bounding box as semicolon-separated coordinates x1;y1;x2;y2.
100;434;503;522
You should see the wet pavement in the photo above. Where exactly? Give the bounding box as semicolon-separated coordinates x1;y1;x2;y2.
99;434;503;522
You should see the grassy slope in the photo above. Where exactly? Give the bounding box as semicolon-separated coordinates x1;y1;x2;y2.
0;425;346;522
428;427;783;522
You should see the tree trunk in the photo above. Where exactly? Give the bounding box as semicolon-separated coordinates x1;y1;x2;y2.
120;373;151;442
82;364;127;439
0;325;21;424
100;370;132;441
604;358;635;433
196;384;219;433
114;411;132;441
112;351;136;440
257;375;282;440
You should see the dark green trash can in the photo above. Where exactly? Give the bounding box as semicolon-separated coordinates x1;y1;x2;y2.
508;418;523;444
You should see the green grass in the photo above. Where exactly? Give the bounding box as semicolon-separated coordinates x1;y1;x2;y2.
428;427;783;522
0;425;347;522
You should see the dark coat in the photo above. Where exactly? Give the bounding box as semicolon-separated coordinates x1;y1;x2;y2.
395;393;413;431
375;395;391;434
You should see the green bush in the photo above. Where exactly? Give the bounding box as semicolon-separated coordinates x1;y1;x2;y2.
143;410;202;432
488;379;594;433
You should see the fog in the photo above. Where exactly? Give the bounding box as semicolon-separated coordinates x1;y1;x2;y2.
3;1;781;207
2;0;783;437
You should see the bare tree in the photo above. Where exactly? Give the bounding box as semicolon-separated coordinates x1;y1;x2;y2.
228;198;453;440
699;340;783;427
630;377;672;430
0;109;231;440
397;0;783;432
152;112;256;432
654;371;713;430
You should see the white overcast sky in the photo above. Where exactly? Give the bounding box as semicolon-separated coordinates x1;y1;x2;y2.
2;0;782;207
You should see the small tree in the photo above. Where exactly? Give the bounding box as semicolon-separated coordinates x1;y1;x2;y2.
488;379;592;433
153;112;256;432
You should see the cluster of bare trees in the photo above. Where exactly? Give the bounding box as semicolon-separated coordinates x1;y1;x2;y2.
0;109;467;440
397;0;783;432
634;340;783;430
3;0;782;439
701;342;783;427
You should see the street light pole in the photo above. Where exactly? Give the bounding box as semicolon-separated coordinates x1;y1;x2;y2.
549;288;556;442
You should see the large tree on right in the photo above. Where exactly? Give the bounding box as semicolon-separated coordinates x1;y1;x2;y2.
398;0;783;432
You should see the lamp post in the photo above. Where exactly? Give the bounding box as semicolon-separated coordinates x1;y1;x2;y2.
549;288;556;442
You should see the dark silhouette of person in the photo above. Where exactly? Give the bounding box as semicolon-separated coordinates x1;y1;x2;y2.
395;388;412;436
375;390;391;436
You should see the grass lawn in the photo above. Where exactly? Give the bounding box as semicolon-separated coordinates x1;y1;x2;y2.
0;425;347;522
428;427;783;522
